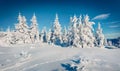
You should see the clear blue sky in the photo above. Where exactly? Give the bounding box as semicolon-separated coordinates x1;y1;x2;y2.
0;0;120;39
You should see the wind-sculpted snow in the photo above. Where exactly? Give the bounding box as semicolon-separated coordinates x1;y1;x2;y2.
0;43;120;71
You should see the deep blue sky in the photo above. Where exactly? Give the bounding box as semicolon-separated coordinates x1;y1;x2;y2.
0;0;120;38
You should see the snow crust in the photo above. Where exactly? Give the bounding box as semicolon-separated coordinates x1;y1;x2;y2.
0;43;120;71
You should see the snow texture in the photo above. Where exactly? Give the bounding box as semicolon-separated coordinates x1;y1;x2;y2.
0;43;120;71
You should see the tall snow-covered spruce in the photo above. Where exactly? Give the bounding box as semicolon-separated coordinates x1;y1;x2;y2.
51;14;62;45
61;26;68;47
5;27;12;44
95;23;105;48
15;13;30;44
41;27;47;42
68;15;80;47
82;15;95;48
30;13;40;43
77;15;84;48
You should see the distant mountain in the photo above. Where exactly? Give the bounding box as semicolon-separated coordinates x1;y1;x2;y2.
107;37;120;48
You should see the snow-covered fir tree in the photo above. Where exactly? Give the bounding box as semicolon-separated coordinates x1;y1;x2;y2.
72;15;81;47
51;14;62;45
5;27;12;44
67;16;73;46
15;13;23;33
15;13;25;44
77;15;83;48
95;22;105;48
61;26;68;47
16;13;29;34
5;27;17;44
82;15;95;48
47;28;52;44
41;27;47;42
15;13;30;44
30;13;40;43
107;40;112;46
22;16;30;43
67;15;80;47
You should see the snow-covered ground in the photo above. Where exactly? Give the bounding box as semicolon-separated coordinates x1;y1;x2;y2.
0;43;120;71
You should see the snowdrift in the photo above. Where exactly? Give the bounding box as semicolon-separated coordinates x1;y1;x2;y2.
0;43;120;71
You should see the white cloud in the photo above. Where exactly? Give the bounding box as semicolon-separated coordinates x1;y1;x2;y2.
109;25;120;28
92;13;110;20
105;33;120;39
105;21;120;24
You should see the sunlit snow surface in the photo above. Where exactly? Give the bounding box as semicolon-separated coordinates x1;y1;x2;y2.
0;43;120;71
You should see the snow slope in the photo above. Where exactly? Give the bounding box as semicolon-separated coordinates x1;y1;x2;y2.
0;43;120;71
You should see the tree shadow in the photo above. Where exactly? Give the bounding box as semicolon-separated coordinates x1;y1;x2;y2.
70;58;81;64
61;63;77;71
52;69;59;71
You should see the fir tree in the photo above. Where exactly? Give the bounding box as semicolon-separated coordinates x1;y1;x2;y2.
15;13;25;43
51;14;62;45
77;15;83;48
6;27;12;44
47;29;52;44
41;27;47;42
61;26;68;46
30;13;40;43
22;16;30;43
82;15;95;48
68;15;80;47
15;13;30;43
96;22;105;48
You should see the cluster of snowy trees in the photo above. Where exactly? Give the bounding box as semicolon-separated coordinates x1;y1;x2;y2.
5;13;39;44
3;13;106;48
